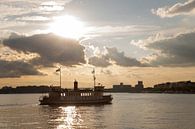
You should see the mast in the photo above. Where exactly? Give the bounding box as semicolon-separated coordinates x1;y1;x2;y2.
60;67;61;88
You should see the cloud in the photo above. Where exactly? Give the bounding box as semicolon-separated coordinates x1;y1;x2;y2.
88;47;145;67
88;25;161;38
130;27;192;49
3;33;86;67
88;56;111;67
130;33;165;49
100;69;112;75
0;59;43;78
0;0;73;34
152;0;195;18
0;44;38;62
146;31;195;66
40;1;66;12
15;16;50;22
106;47;144;67
0;0;72;17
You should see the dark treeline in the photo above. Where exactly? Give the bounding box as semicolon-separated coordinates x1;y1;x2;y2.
151;81;195;93
0;85;50;94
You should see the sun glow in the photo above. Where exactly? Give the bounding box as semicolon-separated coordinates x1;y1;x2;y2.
49;15;86;39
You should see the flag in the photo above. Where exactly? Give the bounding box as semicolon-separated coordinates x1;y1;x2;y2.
56;68;61;72
92;68;95;74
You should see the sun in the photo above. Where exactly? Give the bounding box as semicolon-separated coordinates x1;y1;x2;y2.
48;15;86;39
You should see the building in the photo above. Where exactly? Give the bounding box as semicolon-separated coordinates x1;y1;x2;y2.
112;82;132;92
135;81;144;90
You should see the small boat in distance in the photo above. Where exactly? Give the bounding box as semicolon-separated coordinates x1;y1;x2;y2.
39;68;113;105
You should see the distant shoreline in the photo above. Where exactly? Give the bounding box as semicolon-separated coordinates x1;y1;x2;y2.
1;92;195;94
0;86;195;94
1;80;195;94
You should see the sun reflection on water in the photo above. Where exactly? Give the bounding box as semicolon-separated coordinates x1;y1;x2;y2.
56;106;84;129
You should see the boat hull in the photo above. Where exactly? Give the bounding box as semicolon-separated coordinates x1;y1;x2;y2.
39;96;113;106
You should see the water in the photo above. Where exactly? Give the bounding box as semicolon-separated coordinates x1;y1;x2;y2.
0;93;195;129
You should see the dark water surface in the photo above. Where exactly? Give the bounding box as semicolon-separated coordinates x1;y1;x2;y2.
0;93;195;129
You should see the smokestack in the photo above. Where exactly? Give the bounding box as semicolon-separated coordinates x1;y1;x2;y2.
74;80;78;90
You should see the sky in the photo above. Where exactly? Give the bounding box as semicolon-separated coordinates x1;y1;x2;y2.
1;0;195;88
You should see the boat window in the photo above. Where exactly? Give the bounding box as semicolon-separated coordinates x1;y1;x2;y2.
61;93;65;96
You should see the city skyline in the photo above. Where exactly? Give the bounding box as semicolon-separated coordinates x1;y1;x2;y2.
1;0;195;87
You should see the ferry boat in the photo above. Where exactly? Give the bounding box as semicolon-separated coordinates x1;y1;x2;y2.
39;68;113;105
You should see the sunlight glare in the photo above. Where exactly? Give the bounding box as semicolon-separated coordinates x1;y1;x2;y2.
57;106;83;129
49;15;86;39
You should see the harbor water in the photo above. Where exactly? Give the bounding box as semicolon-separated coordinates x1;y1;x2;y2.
0;93;195;129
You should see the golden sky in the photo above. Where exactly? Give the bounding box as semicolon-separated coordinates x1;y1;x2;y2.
1;0;195;88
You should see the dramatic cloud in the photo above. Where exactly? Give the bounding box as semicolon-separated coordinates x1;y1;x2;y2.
130;33;170;50
0;60;42;78
0;45;38;62
106;47;143;67
152;0;195;18
146;31;195;66
88;56;111;67
89;47;144;67
3;33;86;67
